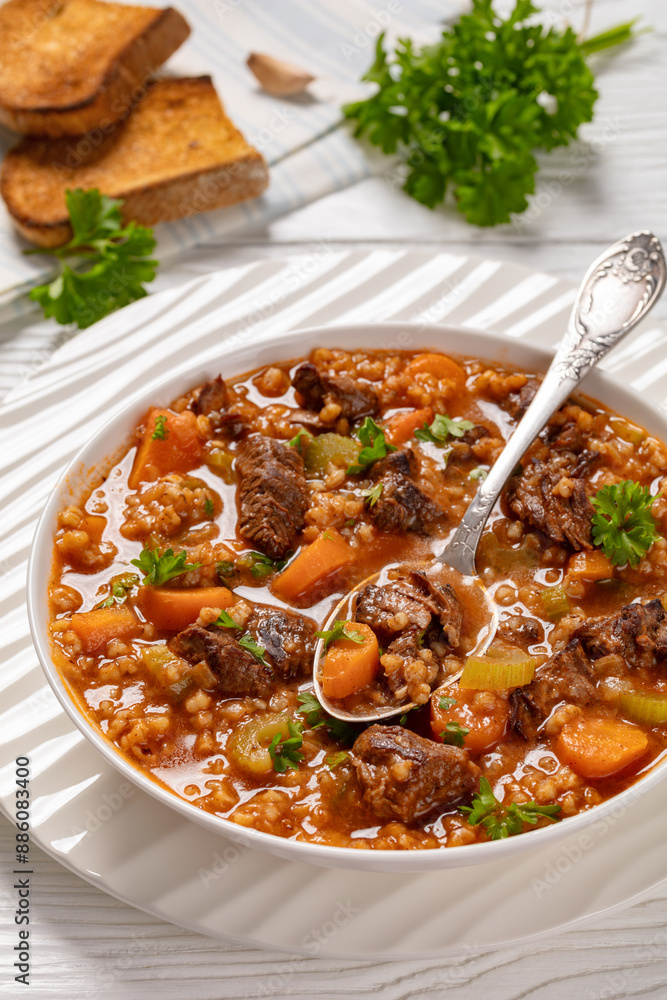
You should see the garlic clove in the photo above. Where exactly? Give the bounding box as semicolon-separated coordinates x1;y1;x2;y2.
246;52;315;96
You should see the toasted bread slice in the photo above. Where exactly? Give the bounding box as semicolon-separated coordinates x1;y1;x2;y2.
0;0;190;137
1;76;270;247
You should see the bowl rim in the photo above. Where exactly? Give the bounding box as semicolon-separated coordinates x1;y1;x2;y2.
27;320;667;873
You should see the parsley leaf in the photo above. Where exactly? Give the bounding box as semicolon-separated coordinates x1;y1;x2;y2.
214;610;242;631
130;547;201;587
326;750;350;769
214;610;266;663
362;482;384;507
441;721;469;748
95;573;140;609
315;620;365;650
268;720;304;773
151;414;169;440
347;417;396;474
216;560;237;580
439;696;457;711
238;634;267;665
26;188;157;328
289;428;314;455
344;4;638;226
591;481;660;568
296;690;360;745
237;551;287;578
460;776;561;840
414;413;474;445
204;497;214;518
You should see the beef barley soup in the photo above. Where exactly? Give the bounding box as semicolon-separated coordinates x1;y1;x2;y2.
47;348;667;849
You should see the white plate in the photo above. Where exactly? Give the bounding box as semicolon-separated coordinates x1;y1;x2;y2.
3;249;667;957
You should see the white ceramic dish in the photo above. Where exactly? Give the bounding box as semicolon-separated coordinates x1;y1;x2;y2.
27;319;667;874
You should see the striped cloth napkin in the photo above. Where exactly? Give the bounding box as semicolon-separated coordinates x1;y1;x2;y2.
0;0;450;307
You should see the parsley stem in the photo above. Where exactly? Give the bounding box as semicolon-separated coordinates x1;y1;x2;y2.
579;19;643;55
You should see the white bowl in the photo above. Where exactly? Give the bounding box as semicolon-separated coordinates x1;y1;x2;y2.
27;322;667;873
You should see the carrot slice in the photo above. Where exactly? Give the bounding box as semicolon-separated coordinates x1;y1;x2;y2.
128;408;204;489
405;353;466;388
385;407;434;446
137;586;234;631
321;622;380;700
70;606;143;654
430;687;509;754
568;550;614;581
556;716;649;779
272;528;355;601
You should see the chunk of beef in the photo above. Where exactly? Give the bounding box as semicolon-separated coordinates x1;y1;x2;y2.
195;375;228;415
505;381;538;420
193;375;247;438
370;450;444;534
571;599;667;670
355;570;462;648
292;361;378;421
447;425;490;465
510;639;597;740
355;571;462;704
507;454;594;550
236;435;309;560
245;605;316;680
351;725;479;823
170;624;273;698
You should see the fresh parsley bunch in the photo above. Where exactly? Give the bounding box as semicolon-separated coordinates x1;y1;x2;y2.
26;188;158;328
344;0;637;225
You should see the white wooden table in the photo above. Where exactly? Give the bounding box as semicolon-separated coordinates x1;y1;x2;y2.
2;0;667;994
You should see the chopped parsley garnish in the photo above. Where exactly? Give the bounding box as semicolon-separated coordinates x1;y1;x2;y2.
441;721;469;748
289;428;313;455
347;417;396;474
268;720;304;773
214;609;242;630
591;480;660;568
326;750;350;769
95;573;139;608
204;497;214;518
439;696;457;711
296;690;360;745
414;413;474;445
315;620;365;650
214;611;266;663
460;776;561;840
238;634;267;665
151;414;169;440
131;547;201;587
343;3;638;226
362;482;384;507
26;188;157;328
216;560;237;580
398;705;419;726
237;551;287;578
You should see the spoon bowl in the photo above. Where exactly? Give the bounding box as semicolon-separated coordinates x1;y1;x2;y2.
313;559;498;722
313;230;666;723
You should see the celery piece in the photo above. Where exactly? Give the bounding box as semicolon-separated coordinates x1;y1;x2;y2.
540;584;570;620
459;652;536;691
303;433;360;477
618;690;667;726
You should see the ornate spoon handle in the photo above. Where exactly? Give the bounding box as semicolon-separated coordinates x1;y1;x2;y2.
440;230;667;577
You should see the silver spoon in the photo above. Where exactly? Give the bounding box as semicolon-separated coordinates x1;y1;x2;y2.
313;231;667;722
